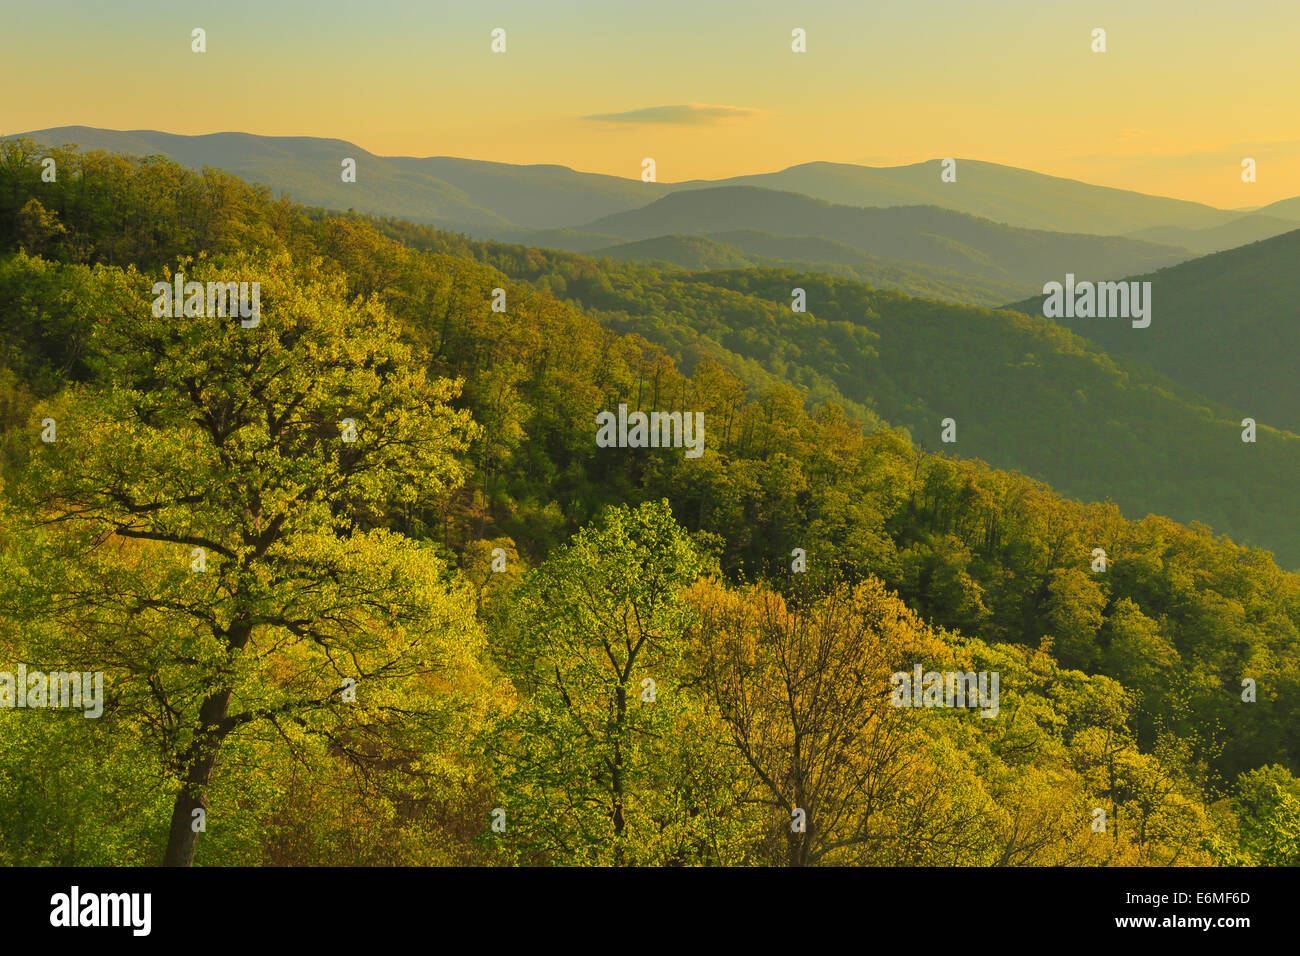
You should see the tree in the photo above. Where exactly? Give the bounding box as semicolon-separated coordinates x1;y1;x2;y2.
14;251;485;865
1043;568;1107;670
1229;766;1300;865
491;500;750;864
691;575;949;865
14;198;66;259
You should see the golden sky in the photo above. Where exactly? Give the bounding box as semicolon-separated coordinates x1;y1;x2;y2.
3;0;1298;208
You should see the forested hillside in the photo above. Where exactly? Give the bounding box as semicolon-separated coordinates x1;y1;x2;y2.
1009;227;1300;433
1;141;1297;867
588;231;1029;306
361;209;1300;570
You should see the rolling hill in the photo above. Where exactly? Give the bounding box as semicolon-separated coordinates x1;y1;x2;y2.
593;234;757;269
1124;214;1300;254
9;131;1300;563
578;261;1300;568
8;126;670;231
1006;227;1300;433
589;231;1028;306
364;213;1300;567
689;158;1281;235
1258;195;1300;221
11;127;1299;243
581;187;1193;291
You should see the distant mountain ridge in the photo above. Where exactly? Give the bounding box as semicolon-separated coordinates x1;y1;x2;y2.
6;127;672;231
580;186;1192;290
10;127;1299;240
683;159;1283;235
1124;214;1300;254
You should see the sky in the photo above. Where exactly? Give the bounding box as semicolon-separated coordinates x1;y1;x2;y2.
3;0;1298;208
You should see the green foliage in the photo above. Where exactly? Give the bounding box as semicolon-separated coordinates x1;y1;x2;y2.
491;501;752;864
1226;766;1300;865
3;246;493;864
0;144;1295;866
1011;228;1300;432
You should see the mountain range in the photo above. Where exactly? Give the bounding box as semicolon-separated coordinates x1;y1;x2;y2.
574;187;1190;290
8;127;1300;563
12;127;1300;241
423;232;1300;568
13;126;1300;308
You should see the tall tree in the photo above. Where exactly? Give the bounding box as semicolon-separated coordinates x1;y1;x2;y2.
15;251;484;865
492;500;751;864
691;576;952;865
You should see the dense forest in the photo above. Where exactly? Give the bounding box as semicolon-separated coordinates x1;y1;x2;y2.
366;210;1300;571
1;140;1297;866
1009;229;1300;434
574;230;1031;307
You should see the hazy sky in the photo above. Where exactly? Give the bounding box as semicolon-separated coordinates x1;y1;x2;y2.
4;0;1298;207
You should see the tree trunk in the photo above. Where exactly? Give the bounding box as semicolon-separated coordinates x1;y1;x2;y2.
162;685;236;866
787;826;812;867
612;683;626;845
